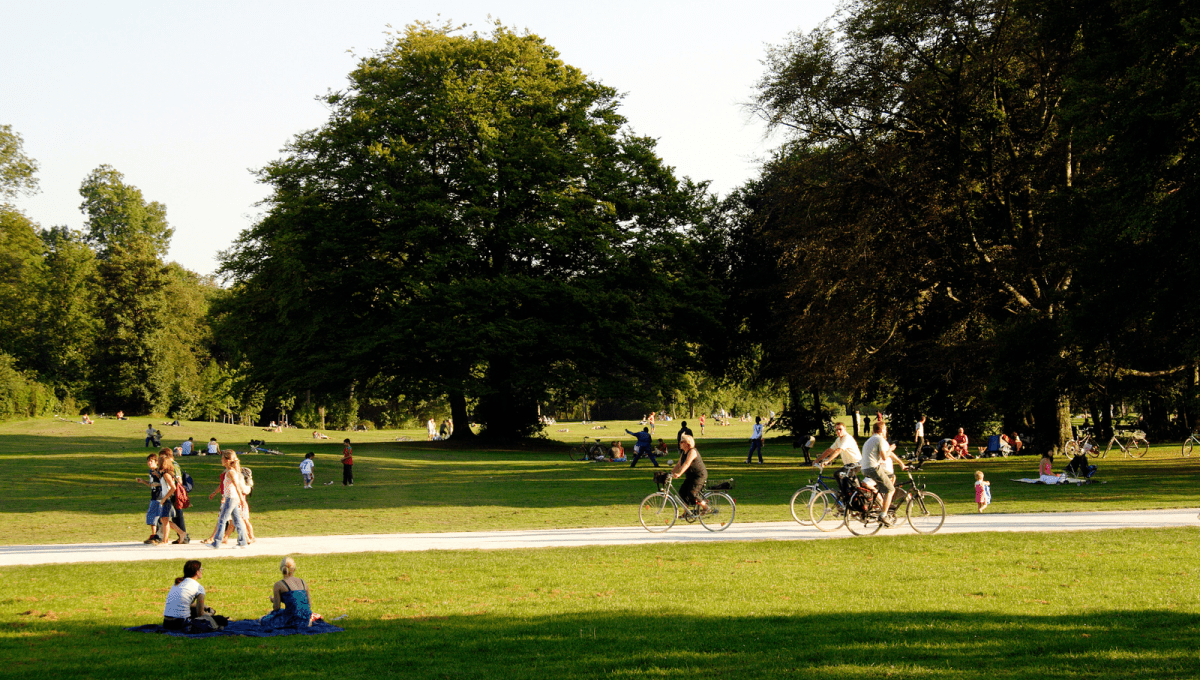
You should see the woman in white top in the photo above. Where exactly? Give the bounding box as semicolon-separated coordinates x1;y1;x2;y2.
162;560;205;629
207;451;249;548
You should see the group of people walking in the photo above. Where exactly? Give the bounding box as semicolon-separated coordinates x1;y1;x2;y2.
137;447;255;548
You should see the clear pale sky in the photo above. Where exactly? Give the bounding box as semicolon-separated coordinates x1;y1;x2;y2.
2;1;836;276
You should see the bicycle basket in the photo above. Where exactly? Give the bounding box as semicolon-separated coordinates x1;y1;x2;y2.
707;478;735;491
653;471;670;491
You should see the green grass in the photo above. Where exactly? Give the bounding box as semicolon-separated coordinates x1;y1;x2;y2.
1;417;1199;544
2;528;1200;678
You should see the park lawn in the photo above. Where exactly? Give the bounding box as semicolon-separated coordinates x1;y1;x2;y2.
1;416;1199;545
1;527;1199;679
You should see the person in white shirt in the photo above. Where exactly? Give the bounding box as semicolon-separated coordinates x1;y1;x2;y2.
207;438;219;455
299;452;315;488
914;416;926;452
813;422;862;467
745;416;766;463
162;560;205;629
861;421;907;526
180;437;193;456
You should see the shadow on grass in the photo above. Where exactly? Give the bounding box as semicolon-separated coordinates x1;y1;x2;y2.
6;610;1200;679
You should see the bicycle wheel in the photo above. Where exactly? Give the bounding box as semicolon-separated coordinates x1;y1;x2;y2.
906;491;946;534
1102;438;1115;458
1063;440;1079;456
638;492;678;533
844;491;882;536
1182;439;1194;458
789;487;818;525
1130;439;1148;458
809;489;846;532
699;492;735;531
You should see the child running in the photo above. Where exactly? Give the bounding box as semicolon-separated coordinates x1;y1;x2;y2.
300;452;315;488
974;470;992;512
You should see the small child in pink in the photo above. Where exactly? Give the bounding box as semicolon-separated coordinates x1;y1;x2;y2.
974;470;991;512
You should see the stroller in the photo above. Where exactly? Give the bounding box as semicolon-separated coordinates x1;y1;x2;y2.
1064;454;1098;480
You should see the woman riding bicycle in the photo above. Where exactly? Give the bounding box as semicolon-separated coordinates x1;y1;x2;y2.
672;434;708;513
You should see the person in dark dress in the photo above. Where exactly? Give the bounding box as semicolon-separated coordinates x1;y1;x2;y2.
672;434;709;514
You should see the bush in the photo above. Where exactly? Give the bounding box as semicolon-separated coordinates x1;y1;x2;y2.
356;420;374;431
0;353;59;421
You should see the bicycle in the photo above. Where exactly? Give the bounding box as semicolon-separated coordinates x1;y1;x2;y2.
802;464;859;532
1062;431;1093;457
788;463;839;526
842;463;945;536
638;473;736;533
1100;429;1148;458
570;437;608;461
1181;430;1199;457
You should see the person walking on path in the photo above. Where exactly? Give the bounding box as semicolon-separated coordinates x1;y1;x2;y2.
341;439;354;486
625;426;659;467
135;453;163;543
746;416;765;464
207;451;249;549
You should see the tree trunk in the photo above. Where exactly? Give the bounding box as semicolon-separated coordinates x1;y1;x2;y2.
812;389;826;436
448;390;475;440
1034;394;1071;454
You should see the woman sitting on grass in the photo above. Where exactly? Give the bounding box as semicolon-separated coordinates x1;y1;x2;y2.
260;557;313;628
610;441;626;462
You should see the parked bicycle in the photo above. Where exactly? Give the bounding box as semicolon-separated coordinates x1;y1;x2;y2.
841;462;945;536
569;437;608;461
1062;431;1094;457
638;473;736;533
1181;430;1199;457
1100;429;1148;458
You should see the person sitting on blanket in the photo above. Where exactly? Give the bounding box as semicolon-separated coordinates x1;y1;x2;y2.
1039;451;1060;484
261;556;313;628
163;560;206;630
610;441;626;462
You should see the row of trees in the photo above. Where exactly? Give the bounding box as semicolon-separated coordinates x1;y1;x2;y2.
721;0;1200;448
0;128;261;421
5;3;1195;447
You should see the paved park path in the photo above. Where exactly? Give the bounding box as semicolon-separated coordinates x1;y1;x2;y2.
3;508;1197;566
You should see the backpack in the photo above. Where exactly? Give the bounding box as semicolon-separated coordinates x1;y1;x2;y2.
241;467;254;497
182;471;194;493
173;475;192;510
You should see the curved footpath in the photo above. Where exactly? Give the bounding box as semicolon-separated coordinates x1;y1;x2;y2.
2;508;1197;566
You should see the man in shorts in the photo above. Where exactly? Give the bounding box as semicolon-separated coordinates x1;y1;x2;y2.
861;421;907;525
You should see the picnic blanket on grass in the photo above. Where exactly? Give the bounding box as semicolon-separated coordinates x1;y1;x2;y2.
1011;477;1105;485
126;618;344;638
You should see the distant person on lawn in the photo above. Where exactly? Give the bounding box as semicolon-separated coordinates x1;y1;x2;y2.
341;439;354;486
625;426;658;468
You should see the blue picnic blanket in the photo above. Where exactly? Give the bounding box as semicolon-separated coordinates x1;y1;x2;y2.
126;618;344;638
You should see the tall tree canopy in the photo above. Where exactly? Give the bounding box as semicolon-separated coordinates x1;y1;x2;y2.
219;23;715;438
734;0;1200;448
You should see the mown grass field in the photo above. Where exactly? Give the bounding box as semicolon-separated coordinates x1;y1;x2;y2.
2;417;1200;678
2;529;1199;678
2;416;1200;545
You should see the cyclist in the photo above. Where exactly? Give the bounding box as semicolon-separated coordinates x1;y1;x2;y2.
813;422;862;468
672;434;709;514
862;420;907;526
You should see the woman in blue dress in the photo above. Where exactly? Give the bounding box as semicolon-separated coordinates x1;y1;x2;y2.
260;556;313;628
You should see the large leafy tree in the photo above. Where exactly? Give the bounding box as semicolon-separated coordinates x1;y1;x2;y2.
219;23;712;438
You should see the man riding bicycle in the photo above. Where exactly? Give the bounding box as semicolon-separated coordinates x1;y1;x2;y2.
672;434;708;514
861;420;907;526
813;422;862;468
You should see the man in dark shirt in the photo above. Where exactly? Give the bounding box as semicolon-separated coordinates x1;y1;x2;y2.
676;421;693;449
625;426;658;467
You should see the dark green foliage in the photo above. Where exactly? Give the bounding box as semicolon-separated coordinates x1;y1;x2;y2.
219;23;716;438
